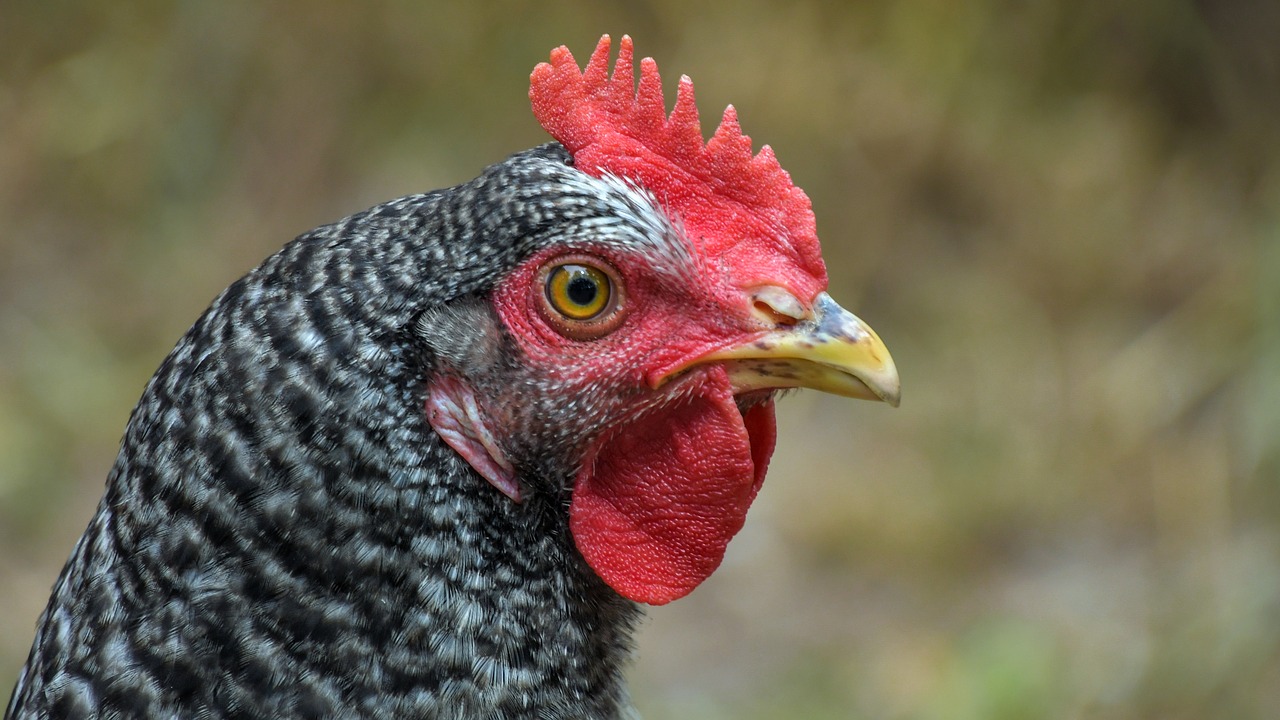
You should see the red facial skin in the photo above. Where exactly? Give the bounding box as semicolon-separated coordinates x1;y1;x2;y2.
494;246;752;389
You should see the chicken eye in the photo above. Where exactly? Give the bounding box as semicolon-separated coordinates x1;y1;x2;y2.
547;264;610;319
537;258;626;340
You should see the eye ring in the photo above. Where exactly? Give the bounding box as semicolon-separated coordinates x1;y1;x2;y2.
537;255;626;340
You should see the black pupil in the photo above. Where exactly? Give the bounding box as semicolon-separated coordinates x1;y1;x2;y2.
566;272;599;306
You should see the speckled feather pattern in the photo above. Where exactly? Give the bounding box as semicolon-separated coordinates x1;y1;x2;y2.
6;145;662;719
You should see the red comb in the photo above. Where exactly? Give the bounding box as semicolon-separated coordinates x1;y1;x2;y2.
530;35;827;298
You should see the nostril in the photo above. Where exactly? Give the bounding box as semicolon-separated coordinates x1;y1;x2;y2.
749;286;808;327
753;300;799;327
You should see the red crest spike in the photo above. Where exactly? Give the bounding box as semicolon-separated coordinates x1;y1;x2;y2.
529;35;828;299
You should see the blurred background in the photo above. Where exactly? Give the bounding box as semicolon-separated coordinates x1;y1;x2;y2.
2;1;1278;717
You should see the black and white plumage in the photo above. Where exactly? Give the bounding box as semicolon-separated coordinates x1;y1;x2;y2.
9;147;646;718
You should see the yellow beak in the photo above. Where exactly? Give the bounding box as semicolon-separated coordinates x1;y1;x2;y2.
666;292;900;406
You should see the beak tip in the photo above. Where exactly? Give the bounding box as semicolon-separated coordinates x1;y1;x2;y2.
878;365;901;408
858;373;901;407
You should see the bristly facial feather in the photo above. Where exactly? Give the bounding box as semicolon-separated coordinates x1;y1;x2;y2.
419;168;704;498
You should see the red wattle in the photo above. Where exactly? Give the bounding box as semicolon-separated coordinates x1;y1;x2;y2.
570;371;777;604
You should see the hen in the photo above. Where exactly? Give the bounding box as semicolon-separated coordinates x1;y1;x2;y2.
6;35;898;719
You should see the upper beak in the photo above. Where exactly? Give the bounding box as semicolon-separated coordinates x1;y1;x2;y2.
660;292;901;407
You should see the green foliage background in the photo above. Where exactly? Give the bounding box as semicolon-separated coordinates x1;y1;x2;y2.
2;1;1278;717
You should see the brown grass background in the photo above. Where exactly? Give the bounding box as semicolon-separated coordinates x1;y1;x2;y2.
2;1;1278;717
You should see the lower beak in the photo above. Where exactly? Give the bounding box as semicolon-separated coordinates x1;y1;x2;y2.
666;292;901;406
